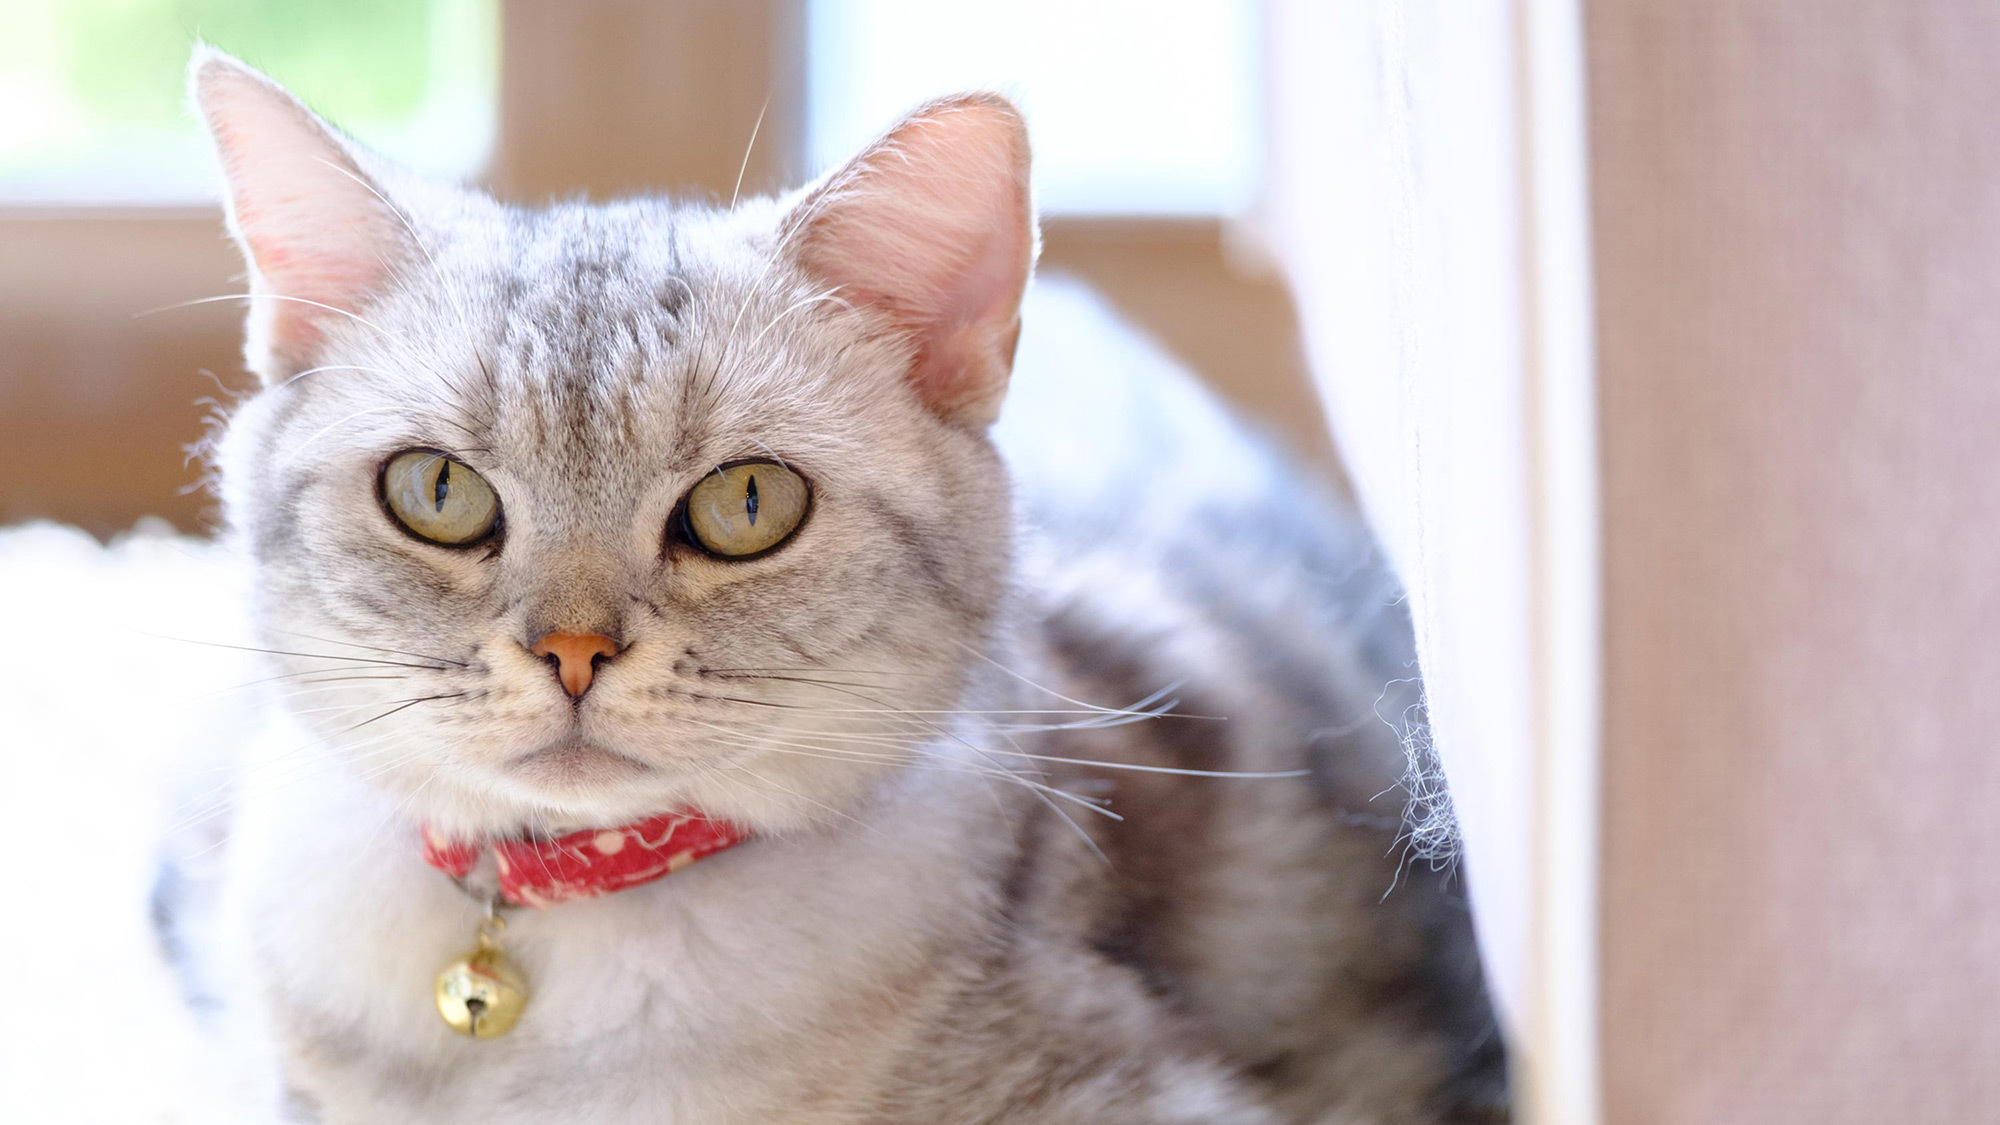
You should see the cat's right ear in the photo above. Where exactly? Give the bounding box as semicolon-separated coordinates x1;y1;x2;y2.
189;46;408;383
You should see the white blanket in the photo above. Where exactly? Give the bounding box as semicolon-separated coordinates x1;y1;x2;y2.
0;522;260;1122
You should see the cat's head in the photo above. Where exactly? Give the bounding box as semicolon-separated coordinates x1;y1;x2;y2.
192;48;1035;838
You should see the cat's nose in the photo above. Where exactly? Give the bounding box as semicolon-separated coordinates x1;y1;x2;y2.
528;632;624;698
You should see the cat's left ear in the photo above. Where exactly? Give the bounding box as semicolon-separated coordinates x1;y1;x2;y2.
788;94;1036;428
189;46;410;383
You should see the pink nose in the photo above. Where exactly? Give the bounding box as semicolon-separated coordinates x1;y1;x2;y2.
529;632;623;698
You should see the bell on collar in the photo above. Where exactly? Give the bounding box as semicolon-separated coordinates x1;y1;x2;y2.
435;916;528;1038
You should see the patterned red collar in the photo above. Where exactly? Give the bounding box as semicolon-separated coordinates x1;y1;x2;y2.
421;811;750;908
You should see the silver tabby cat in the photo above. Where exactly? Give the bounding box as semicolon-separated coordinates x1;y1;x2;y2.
159;47;1504;1123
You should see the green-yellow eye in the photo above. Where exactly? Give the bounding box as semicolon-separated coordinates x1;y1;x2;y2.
380;450;501;546
681;461;809;558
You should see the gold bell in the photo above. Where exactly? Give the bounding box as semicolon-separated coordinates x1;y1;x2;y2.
435;915;529;1038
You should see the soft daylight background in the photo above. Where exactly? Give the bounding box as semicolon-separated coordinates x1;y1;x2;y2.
10;2;2000;1123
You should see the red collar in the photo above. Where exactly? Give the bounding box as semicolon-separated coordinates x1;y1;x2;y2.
421;811;750;908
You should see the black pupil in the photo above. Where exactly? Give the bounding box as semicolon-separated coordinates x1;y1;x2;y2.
434;459;451;512
744;474;759;526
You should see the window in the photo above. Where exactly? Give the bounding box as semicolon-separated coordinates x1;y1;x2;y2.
0;0;497;204
806;0;1262;215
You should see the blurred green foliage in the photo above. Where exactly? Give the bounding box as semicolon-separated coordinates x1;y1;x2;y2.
2;0;494;188
54;0;433;125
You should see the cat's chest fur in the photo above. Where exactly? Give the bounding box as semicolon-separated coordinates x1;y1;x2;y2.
218;710;1016;1124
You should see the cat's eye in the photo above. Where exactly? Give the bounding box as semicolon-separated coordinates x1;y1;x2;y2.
380;450;501;547
680;461;809;558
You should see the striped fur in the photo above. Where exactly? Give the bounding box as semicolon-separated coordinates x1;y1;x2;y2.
165;50;1505;1123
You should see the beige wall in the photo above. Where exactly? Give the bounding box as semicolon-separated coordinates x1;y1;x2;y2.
1590;4;2000;1121
0;213;243;534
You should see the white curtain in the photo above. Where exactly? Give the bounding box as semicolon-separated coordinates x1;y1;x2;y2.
1261;2;1599;1120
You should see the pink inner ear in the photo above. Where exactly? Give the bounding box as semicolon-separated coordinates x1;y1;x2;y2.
196;56;406;373
793;97;1035;427
905;217;1030;421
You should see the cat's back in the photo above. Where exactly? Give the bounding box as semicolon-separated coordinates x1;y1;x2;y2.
994;279;1506;1122
996;276;1417;800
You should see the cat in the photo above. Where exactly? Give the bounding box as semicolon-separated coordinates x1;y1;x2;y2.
157;46;1505;1124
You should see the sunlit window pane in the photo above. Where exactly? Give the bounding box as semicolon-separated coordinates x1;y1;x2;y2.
0;0;497;204
807;0;1261;216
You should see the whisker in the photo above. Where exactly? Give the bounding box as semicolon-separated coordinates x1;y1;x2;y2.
195;669;411;700
708;669;1216;722
708;672;1292;781
729;98;770;213
265;629;468;667
949;640;1189;716
291;405;410;455
134;291;372;327
695;726;1118;820
714;758;882;837
136;631;454;671
280;363;394;387
968;747;1306;780
746;288;854;352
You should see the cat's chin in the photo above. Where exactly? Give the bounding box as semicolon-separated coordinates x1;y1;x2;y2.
364;722;898;838
480;740;772;832
507;738;654;788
